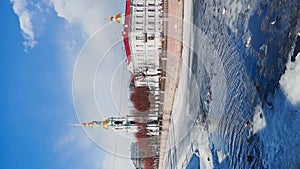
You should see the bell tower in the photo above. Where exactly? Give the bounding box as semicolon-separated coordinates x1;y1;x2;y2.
71;116;160;135
104;116;139;132
71;116;139;132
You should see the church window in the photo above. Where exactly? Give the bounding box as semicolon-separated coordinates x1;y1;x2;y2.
136;34;146;42
114;121;123;125
136;9;143;13
148;35;155;40
136;27;143;31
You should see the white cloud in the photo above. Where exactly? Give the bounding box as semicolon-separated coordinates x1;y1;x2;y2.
53;128;104;169
11;0;37;51
54;126;134;168
280;53;300;105
50;0;122;38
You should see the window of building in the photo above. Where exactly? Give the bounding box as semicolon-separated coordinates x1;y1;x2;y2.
147;50;155;53
114;121;123;125
136;9;143;12
148;27;155;31
136;27;143;31
148;35;155;40
136;33;147;42
148;9;155;12
136;35;145;41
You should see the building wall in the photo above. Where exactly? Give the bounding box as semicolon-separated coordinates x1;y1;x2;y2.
128;0;163;89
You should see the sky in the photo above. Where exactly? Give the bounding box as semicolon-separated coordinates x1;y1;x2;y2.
1;0;134;168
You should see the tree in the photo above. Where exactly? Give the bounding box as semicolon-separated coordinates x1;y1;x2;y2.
130;86;151;112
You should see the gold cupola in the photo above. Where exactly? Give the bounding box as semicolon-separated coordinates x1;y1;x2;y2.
107;13;124;24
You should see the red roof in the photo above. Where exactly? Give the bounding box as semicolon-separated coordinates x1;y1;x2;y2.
123;0;131;64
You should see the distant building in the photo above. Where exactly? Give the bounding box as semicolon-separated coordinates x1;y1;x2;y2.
130;142;144;169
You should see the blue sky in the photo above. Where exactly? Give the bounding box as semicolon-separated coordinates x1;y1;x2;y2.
0;0;133;168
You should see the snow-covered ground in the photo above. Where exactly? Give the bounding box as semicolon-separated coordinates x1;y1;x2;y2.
252;104;266;135
163;0;214;168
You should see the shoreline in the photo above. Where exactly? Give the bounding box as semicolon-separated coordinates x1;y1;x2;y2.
158;0;187;168
162;0;195;168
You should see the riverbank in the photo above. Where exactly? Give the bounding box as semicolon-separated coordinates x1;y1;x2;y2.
158;0;186;168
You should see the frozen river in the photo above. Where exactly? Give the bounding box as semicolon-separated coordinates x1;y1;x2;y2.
164;0;300;169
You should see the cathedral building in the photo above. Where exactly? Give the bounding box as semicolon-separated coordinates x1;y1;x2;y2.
109;0;164;90
74;1;166;168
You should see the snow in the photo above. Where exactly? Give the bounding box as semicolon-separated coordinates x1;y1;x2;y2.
217;150;229;164
176;0;214;168
279;53;300;105
252;104;266;135
163;0;215;168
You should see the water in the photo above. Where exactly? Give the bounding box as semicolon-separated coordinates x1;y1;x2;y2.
164;0;300;168
186;152;200;169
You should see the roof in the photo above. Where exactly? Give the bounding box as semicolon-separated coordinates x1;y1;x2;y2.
123;0;131;64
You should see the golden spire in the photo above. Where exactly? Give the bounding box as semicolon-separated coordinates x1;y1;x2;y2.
106;13;123;24
67;123;85;127
68;119;110;129
67;122;93;127
102;119;110;129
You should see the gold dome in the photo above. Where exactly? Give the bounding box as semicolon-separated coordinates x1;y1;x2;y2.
81;122;88;127
108;16;114;21
102;119;110;129
115;13;121;24
88;122;94;127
